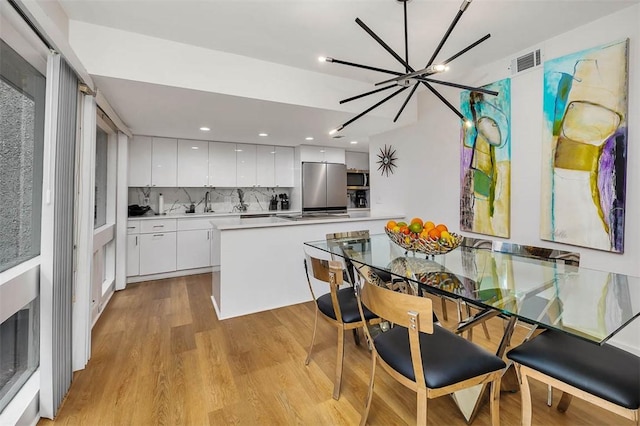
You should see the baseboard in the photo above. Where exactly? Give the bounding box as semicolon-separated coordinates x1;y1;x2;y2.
127;266;214;284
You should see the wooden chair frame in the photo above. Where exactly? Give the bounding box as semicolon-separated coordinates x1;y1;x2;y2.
514;363;639;425
304;254;381;400
354;265;503;426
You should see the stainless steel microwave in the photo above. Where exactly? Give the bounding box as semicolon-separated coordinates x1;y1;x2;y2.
347;170;369;188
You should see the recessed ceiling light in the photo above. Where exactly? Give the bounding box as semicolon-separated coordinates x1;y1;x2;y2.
191;146;199;150
200;127;210;131
350;141;358;144
305;137;314;141
259;133;268;137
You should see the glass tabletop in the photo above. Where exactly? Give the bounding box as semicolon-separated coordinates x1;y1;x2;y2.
305;233;640;345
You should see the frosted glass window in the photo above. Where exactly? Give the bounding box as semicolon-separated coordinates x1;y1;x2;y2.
0;40;45;273
94;127;107;228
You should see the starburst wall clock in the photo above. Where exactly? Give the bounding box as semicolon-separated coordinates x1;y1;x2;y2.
377;144;397;177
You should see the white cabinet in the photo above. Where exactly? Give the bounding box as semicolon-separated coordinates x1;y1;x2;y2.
126;220;141;277
151;137;177;187
256;145;276;187
127;235;140;276
176;218;212;270
299;145;345;164
209;142;237;187
274;146;294;187
138;218;177;276
128;136;152;186
177;139;209;187
346;151;369;171
139;232;177;275
236;143;257;187
177;229;211;270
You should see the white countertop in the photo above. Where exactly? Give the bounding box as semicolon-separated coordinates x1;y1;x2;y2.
128;210;302;220
212;212;402;230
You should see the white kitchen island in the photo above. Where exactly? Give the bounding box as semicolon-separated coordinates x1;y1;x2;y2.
210;212;403;319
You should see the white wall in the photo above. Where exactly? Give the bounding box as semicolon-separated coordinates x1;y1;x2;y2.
370;4;640;352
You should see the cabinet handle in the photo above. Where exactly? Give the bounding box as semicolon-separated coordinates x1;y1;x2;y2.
153;225;164;228
153;234;164;237
127;226;136;229
135;236;138;245
207;230;210;240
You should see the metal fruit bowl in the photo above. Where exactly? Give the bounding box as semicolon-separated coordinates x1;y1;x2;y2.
385;228;462;256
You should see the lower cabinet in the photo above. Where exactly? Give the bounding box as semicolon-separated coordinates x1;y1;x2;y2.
127;234;140;276
177;229;211;270
139;232;177;275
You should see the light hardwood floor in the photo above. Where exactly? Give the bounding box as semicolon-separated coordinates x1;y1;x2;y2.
40;273;634;425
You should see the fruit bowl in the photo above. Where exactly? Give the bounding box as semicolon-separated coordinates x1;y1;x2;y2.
385;228;463;256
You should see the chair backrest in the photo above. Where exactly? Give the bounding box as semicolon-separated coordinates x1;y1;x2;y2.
461;237;580;266
358;273;434;334
304;254;345;322
326;230;370;285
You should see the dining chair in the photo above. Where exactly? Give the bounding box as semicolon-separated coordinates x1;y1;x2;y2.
303;253;381;400
354;267;506;426
507;329;640;425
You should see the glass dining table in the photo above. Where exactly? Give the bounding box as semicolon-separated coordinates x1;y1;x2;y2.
304;233;640;421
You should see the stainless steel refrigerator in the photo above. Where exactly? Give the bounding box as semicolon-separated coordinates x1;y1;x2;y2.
302;162;347;214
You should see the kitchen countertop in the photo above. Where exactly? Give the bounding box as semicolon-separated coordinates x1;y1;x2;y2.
212;212;402;230
128;210;302;220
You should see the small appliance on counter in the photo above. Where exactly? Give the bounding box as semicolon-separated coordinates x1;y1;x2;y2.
269;195;278;211
128;204;151;217
279;193;289;210
355;190;368;208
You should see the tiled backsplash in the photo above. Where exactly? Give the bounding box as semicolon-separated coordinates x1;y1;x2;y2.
128;187;292;214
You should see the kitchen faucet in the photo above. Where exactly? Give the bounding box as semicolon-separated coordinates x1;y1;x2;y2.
204;191;213;212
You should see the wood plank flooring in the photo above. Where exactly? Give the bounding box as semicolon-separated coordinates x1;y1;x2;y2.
40;273;634;425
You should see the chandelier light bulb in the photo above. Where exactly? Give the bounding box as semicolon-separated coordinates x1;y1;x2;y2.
464;120;473;128
318;56;327;62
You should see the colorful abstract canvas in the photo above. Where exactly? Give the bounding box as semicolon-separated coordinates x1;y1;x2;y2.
460;78;511;238
540;40;628;252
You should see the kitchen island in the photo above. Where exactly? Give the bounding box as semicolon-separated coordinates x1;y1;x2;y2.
210;212;402;319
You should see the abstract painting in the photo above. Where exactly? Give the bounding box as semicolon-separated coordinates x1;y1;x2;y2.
540;40;628;252
460;78;511;238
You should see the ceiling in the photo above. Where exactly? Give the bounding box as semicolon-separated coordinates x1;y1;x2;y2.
60;0;639;150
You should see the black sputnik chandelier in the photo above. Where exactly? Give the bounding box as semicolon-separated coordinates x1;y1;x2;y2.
320;0;498;135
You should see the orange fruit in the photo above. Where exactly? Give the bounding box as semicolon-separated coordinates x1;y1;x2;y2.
424;221;435;231
386;220;397;230
410;217;423;227
428;228;441;240
436;223;448;232
400;225;410;235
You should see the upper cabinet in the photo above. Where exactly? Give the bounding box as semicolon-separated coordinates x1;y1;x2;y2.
128;136;177;187
346;151;369;171
236;143;257;187
274;146;294;187
299;145;345;164
151;137;177;187
209;142;237;187
177;139;209;187
256;145;276;187
128;136;152;186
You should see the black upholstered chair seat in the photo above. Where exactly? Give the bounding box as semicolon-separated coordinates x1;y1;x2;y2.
507;330;640;410
375;325;506;389
317;287;377;323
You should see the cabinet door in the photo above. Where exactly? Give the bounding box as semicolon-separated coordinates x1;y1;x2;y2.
256;145;275;187
323;147;346;164
209;142;237;187
139;232;177;275
274;146;294;187
127;234;140;276
128;136;152;186
346;151;369;170
151;137;177;187
236;143;257;187
177;229;211;270
299;145;324;162
177;139;209;187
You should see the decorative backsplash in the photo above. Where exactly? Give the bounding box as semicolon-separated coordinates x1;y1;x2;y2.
128;187;292;215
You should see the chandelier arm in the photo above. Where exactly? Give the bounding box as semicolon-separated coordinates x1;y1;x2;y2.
355;18;414;72
338;87;409;131
416;77;499;96
419;81;465;120
328;57;405;76
340;85;397;104
393;84;419;123
404;0;409;72
426;0;472;67
441;33;491;66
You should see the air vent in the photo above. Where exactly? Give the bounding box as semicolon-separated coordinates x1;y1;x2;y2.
510;48;543;75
